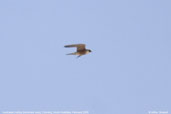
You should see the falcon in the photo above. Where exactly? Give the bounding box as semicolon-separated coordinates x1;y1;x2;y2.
64;44;92;58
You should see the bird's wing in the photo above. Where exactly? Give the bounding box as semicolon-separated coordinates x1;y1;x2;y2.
64;44;86;51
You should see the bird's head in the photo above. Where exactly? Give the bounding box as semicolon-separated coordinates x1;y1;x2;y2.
88;49;92;53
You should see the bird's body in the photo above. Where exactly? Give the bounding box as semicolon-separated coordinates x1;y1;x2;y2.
64;44;91;58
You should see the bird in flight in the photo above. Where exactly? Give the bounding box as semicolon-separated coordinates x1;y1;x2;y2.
64;44;92;58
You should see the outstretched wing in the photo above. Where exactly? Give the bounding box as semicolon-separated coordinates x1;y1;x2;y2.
64;44;86;51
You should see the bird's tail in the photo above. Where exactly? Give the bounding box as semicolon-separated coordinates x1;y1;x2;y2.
66;52;77;55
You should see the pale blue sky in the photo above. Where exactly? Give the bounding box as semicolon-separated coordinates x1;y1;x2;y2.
0;0;171;114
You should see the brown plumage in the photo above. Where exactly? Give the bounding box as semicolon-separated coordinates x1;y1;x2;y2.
64;44;92;58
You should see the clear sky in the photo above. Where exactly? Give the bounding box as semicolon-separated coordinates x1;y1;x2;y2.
0;0;170;114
